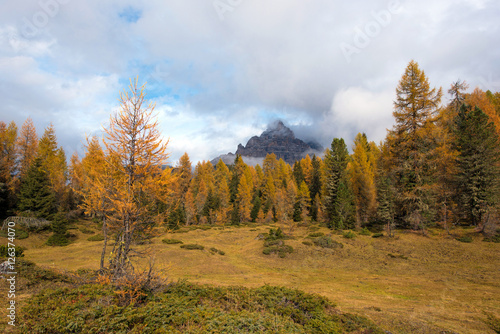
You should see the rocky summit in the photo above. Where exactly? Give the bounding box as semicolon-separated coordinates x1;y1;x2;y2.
211;121;323;166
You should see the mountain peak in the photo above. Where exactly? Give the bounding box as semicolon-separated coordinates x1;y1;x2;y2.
262;120;294;139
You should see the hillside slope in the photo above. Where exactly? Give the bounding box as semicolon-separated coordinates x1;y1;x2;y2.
3;221;500;333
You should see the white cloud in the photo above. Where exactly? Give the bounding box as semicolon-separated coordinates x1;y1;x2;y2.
0;0;498;163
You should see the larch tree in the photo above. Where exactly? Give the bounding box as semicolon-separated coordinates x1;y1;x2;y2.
17;117;39;181
0;121;18;216
387;60;442;230
465;87;500;138
236;174;252;223
102;78;170;278
349;133;378;227
214;159;231;224
75;136;113;270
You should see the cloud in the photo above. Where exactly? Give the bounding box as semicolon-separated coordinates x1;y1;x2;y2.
0;0;498;164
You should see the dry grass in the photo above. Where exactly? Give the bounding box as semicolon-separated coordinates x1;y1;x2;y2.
2;221;500;333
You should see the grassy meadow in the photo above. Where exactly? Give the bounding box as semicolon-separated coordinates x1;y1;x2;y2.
1;220;500;333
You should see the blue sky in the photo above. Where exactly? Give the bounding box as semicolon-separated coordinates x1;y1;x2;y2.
1;0;499;164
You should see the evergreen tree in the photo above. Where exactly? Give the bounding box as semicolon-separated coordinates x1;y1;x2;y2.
38;124;67;206
323;138;354;229
46;211;70;246
387;60;442;230
453;104;500;226
292;161;305;187
18;158;56;219
309;155;322;221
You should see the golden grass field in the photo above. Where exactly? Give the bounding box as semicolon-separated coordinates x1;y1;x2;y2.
3;220;500;333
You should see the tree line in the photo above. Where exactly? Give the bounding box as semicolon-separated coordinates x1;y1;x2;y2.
1;62;500;274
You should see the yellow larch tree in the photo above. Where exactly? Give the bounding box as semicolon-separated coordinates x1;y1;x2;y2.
17;117;38;180
102;77;170;277
349;133;378;227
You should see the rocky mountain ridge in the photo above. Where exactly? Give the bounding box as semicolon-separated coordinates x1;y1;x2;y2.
211;121;323;166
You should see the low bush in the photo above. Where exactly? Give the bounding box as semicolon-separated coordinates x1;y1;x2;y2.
483;229;500;243
162;238;183;244
180;244;204;250
19;277;384;334
387;253;408;260
307;232;324;238
46;233;71;246
263;245;293;258
0;245;24;258
312;236;344;249
262;228;294;258
372;233;384;238
343;230;356;239
456;236;473;243
302;241;313;246
79;227;95;235
359;228;371;236
209;247;225;255
0;228;29;239
87;234;105;242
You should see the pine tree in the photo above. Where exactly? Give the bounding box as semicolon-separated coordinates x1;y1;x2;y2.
38;124;67;206
309;155;322;221
387;60;442;230
453;104;500;226
18;157;56;219
293;161;305;187
322;138;354;229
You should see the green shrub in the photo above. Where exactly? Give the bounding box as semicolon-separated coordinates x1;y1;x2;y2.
457;236;473;243
343;230;356;239
313;236;344;249
263;245;293;258
372;233;384;238
46;233;71;246
0;245;24;258
162;238;183;244
302;241;313;246
266;227;285;241
359;228;371;236
262;228;293;258
388;253;408;260
484;234;500;243
172;228;190;233
79;227;95;235
19;278;384;334
87;234;105;242
180;244;204;250
307;232;324;238
0;228;29;239
209;247;225;255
